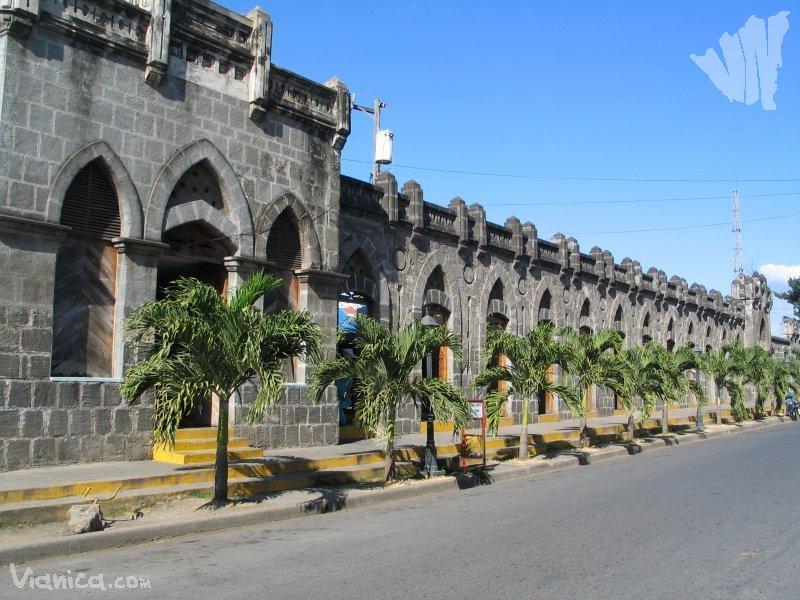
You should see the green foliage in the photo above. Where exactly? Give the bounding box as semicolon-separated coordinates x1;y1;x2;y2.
121;271;323;447
616;342;664;421
560;327;624;422
475;322;574;435
776;278;800;320
650;343;707;408
700;343;747;421
309;315;471;471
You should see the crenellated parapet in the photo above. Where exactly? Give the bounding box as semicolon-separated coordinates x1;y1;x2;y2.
340;173;765;332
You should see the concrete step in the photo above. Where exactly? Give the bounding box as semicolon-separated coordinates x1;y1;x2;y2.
537;414;561;423
418;416;514;435
153;446;265;465
173;427;234;441
171;437;252;452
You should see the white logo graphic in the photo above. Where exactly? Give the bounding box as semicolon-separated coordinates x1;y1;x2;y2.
691;11;790;110
8;563;151;592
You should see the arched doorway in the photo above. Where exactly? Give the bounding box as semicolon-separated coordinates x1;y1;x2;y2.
336;249;377;432
156;162;233;426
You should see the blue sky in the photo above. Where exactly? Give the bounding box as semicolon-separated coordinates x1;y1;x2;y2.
227;1;799;334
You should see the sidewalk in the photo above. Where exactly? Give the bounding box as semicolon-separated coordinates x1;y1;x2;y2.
0;406;708;495
0;406;735;528
0;415;788;565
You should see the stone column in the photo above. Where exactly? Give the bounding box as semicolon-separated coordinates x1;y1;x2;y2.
112;238;169;377
295;269;347;445
0;214;68;380
224;255;274;310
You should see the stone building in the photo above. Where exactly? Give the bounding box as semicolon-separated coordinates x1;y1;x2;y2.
0;0;783;471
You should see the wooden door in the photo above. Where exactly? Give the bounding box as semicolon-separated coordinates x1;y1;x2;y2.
51;239;117;377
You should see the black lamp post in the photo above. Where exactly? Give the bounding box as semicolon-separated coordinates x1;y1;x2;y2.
421;314;440;477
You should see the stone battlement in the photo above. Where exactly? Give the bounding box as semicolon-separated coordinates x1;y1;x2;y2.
340;173;771;327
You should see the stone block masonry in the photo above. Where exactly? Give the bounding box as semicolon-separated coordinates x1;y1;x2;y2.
0;0;787;471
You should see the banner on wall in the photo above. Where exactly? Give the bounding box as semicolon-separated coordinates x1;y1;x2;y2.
338;301;368;332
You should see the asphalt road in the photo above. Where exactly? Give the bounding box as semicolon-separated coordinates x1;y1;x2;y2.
3;423;800;599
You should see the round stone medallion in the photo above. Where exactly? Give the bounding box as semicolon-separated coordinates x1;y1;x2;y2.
517;277;527;295
463;265;475;284
393;249;407;271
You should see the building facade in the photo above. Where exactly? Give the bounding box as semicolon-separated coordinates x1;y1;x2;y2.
0;0;782;471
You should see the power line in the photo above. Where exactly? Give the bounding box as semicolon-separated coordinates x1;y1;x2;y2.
342;158;800;183
482;191;800;207
563;212;800;236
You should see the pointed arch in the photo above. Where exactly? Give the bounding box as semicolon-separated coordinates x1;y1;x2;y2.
340;232;391;327
531;278;558;327
146;139;254;255
256;191;323;269
46;140;142;238
407;249;462;335
577;293;593;333
342;248;378;303
479;264;518;332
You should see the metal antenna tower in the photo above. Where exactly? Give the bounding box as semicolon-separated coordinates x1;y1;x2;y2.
731;190;743;274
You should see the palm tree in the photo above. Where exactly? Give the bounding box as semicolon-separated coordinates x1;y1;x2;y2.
475;322;574;459
699;344;746;424
561;328;624;446
309;314;472;480
767;357;794;414
742;345;773;418
122;272;322;502
616;342;662;440
651;343;707;435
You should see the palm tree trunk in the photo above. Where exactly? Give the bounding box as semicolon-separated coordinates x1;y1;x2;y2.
715;383;721;425
695;402;704;433
519;398;529;460
579;387;590;447
213;395;230;502
384;406;396;481
661;400;669;435
626;412;635;442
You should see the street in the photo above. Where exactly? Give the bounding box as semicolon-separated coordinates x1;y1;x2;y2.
3;423;799;599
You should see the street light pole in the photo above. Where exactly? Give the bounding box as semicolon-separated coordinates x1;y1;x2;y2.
421;314;440;477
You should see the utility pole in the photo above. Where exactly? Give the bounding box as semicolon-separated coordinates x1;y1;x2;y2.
353;97;387;182
732;190;743;275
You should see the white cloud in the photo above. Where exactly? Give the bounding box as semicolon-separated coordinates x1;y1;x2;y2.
759;263;800;286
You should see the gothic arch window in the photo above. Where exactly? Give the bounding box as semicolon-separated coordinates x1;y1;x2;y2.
540;289;552;311
422;267;450;382
579;299;592;335
666;318;675;351
642;312;653;344
537;289;553;324
425;265;446;294
266;209;302;271
489;279;504;304
52;159;120;377
263;209;303;382
580;299;591;318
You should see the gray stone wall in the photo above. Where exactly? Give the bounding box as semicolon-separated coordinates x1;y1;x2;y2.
0;1;348;470
339;173;773;423
0;0;780;472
